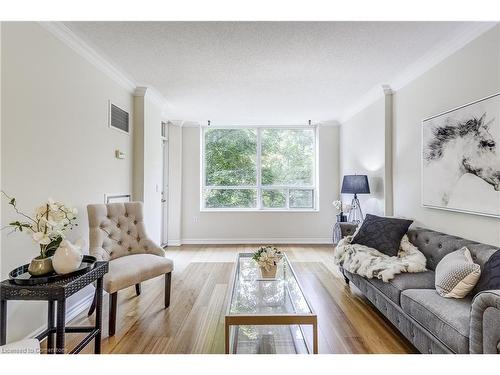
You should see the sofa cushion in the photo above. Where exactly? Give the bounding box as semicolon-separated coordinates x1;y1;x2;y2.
366;271;435;305
351;214;413;256
104;254;173;294
435;247;481;298
401;289;472;353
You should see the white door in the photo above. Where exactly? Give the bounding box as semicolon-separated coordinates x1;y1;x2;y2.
161;139;169;246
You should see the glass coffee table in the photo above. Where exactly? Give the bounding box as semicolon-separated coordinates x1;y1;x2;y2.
225;253;318;354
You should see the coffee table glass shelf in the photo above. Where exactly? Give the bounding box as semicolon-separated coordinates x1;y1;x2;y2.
225;253;318;354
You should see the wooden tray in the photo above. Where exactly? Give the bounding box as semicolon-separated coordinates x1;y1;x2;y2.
8;255;97;286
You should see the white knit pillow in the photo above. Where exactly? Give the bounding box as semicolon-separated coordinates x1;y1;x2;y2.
435;247;481;298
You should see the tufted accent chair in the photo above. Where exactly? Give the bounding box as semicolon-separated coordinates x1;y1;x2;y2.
87;202;173;336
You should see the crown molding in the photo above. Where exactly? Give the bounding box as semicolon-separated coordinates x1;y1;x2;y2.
389;22;498;92
39;21;171;115
39;22;137;93
167;120;339;128
166;120;185;127
382;84;393;95
134;86;169;112
318;120;341;127
339;85;385;123
177;120;337;128
147;87;169;110
181;121;201;128
340;22;498;124
134;87;148;97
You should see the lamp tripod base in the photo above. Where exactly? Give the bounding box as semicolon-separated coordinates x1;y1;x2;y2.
347;194;364;224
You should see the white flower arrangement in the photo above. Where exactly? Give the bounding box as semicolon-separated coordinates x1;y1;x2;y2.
332;200;351;213
252;246;282;271
2;192;78;259
332;200;343;212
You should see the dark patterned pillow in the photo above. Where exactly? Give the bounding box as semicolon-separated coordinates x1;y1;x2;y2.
474;250;500;294
351;214;413;257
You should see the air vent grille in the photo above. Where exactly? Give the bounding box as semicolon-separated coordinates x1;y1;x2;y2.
110;103;129;134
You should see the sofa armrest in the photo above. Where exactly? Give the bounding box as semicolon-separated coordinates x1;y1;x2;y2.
333;222;358;245
470;289;500;354
338;222;358;237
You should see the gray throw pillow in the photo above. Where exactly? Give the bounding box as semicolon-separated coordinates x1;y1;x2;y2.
435;247;481;299
351;214;413;256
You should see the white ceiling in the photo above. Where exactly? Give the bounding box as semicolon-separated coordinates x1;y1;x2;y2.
65;21;490;125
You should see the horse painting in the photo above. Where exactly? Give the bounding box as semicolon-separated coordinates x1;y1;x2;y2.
422;94;500;217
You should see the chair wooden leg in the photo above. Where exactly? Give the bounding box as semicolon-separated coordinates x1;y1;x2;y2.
135;283;141;296
87;290;97;316
164;273;171;309
109;292;117;336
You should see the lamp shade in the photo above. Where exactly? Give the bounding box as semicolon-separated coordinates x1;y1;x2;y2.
341;175;370;194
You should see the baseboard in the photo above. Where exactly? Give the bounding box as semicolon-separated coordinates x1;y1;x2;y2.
24;289;95;340
177;237;333;245
167;239;181;246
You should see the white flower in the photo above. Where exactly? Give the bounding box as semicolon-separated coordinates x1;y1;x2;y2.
332;200;342;211
35;205;48;219
32;231;51;245
255;247;281;271
47;198;59;212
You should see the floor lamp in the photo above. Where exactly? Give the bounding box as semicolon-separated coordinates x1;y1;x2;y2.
341;175;371;223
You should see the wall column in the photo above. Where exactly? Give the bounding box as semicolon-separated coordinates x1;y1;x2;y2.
383;85;394;216
133;87;164;243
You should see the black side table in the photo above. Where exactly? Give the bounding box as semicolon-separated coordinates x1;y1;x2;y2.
0;261;108;354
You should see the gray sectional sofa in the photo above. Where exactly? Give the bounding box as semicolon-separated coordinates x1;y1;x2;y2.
338;224;500;354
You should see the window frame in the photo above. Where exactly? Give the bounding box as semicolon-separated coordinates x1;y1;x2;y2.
200;125;319;212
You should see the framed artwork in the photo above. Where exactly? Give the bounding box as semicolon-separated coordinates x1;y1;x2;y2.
105;194;131;204
422;92;500;218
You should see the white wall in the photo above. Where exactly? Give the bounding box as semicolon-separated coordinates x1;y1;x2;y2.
1;22;134;341
340;98;386;216
393;25;500;246
176;125;340;243
341;25;500;247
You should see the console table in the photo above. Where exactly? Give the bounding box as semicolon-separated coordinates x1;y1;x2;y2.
0;261;108;354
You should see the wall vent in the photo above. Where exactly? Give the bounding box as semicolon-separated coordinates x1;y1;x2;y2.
109;101;130;134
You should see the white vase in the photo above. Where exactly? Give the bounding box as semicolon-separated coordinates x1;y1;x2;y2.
52;239;84;275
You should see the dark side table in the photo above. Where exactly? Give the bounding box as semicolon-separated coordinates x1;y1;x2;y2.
0;261;108;354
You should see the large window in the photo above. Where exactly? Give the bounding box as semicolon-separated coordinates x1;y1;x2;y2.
201;127;317;210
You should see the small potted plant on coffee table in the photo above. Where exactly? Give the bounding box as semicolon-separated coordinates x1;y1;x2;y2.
252;246;282;279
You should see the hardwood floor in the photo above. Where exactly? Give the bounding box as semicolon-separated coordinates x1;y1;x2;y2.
61;245;417;354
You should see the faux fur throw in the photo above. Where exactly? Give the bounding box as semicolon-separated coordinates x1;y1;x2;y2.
334;234;427;282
